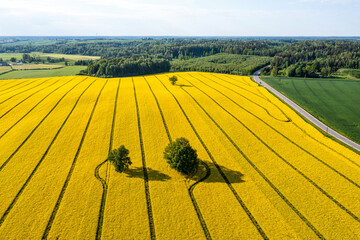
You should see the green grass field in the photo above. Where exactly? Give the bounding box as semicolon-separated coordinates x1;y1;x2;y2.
263;77;360;144
334;69;360;80
0;53;24;60
0;66;86;80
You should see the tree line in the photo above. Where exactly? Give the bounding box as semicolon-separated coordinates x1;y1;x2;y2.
81;57;170;77
1;39;359;77
268;41;360;77
170;53;271;75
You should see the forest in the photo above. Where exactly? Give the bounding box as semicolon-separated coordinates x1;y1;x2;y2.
80;57;170;77
0;38;359;77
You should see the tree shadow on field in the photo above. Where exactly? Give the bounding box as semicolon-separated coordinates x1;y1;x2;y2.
191;161;245;184
124;167;171;181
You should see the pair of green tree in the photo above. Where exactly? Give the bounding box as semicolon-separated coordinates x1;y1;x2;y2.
107;138;199;175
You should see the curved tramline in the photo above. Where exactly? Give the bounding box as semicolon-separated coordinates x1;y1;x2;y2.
42;80;108;239
220;74;293;122
144;77;212;240
210;73;360;170
1;73;360;239
181;75;360;226
187;74;360;191
95;78;121;240
155;75;269;240
176;78;325;238
207;73;291;122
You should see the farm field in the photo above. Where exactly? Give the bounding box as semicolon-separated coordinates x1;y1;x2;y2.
0;72;360;239
11;64;63;70
263;77;360;144
0;66;12;74
0;66;86;80
36;53;100;61
0;52;100;61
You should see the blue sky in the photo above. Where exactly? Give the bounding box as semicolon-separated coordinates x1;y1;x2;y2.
0;0;359;36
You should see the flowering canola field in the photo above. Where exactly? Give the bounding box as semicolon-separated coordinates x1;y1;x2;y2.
0;73;360;240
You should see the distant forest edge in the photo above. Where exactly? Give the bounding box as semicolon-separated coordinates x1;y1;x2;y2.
0;38;359;78
170;54;271;75
80;54;271;77
81;58;171;77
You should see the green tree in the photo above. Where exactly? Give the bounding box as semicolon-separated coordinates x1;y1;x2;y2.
286;65;296;77
305;65;312;77
164;138;199;175
311;61;320;72
169;75;178;85
107;145;132;173
321;66;331;77
10;57;16;62
271;66;278;77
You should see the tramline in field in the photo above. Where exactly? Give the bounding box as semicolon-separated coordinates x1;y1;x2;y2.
0;73;360;239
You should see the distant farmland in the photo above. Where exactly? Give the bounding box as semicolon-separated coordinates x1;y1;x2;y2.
263;77;360;144
0;52;100;61
0;66;86;80
0;73;360;239
11;64;63;70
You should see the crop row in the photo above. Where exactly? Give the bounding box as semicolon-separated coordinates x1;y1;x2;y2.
176;74;324;238
144;77;212;240
215;73;360;170
0;78;61;120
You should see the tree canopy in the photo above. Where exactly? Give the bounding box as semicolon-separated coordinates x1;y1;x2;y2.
164;138;199;175
107;145;132;173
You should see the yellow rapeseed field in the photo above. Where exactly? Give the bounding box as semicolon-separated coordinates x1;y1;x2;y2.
0;72;360;239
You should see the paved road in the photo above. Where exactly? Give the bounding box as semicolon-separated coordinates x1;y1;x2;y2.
253;69;360;153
